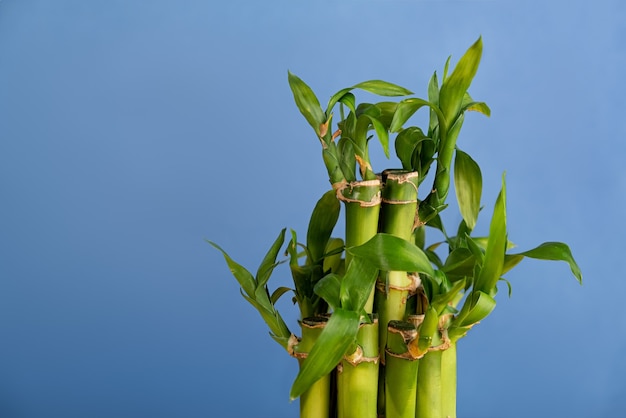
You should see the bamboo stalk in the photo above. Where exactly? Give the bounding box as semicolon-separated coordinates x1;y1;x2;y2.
337;315;379;418
440;342;457;418
415;347;442;418
337;179;382;313
376;170;419;351
295;317;331;418
385;320;419;418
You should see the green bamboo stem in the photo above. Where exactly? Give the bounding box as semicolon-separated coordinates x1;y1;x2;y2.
440;342;457;418
411;306;444;418
337;315;379;418
385;320;419;418
295;317;331;418
338;179;382;313
376;170;419;352
415;343;443;418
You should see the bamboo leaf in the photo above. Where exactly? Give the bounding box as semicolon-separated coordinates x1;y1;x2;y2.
363;114;390;158
288;71;326;137
463;101;491;116
339;257;379;312
476;174;507;294
314;273;342;310
307;190;340;263
339;92;356;113
256;228;287;288
390;98;440;133
465;234;485;266
454;148;482;231
326;87;353;116
502;254;524;275
337;137;357;182
510;242;583;284
395;127;428;171
240;289;292;350
431;278;466;314
322;237;344;273
376;101;399;129
457;290;496;327
208;240;256;298
325;81;410;117
290;308;360;400
270;286;293;305
347;233;435;277
417;306;440;352
439;37;483;122
351;80;413;96
441;247;476;279
322;143;349;185
428;72;440;133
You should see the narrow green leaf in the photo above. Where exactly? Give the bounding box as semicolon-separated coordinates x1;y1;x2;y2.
347;233;435;277
240;289;291;350
395;126;429;171
336;137;357;182
288;71;326;137
338;92;356;113
431;278;466;314
270;286;293;305
439;37;483;122
351;80;413;96
502;254;524;275
476;174;507;294
375;101;398;129
254;284;274;312
463;101;491;116
326;87;353;116
456;290;496;327
325;81;410;118
322;237;344;273
454;148;482;230
208;240;256;298
256;228;287;288
339;257;379;312
307;190;340;263
314;274;342;311
511;242;582;284
418;306;440;351
465;234;485;266
390;98;440;133
322;143;349;185
363;114;389;158
443;56;451;81
290;308;360;400
428;72;441;133
441;247;476;279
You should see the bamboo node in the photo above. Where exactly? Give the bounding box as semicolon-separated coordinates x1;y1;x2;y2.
376;273;419;294
344;345;379;366
385;347;422;361
287;334;300;357
428;328;452;352
380;197;418;204
335;179;382;207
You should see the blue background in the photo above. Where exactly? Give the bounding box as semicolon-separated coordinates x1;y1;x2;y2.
1;1;624;417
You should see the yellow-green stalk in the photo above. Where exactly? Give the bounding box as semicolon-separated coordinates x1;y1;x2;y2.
385;320;420;418
337;179;382;313
337;315;379;418
294;317;332;418
376;170;419;352
440;342;457;418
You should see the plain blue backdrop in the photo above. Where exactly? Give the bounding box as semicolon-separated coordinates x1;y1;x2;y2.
1;1;624;417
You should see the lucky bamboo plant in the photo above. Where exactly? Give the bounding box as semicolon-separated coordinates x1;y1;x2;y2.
209;37;582;418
